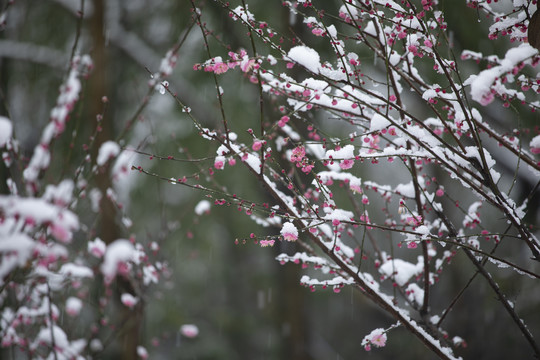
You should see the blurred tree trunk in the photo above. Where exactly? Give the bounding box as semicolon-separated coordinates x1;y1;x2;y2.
0;57;9;195
274;8;313;359
90;0;119;245
277;247;313;360
89;1;141;359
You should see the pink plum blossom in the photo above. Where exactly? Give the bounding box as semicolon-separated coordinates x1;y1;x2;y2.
312;28;324;36
214;159;224;169
49;223;71;243
278;115;290;127
180;324;199;338
339;159;354;169
213;62;229;74
137;346;148;360
362;328;387;351
121;293;139;309
530;135;540;154
88;238;106;258
281;222;298;241
479;92;495;106
371;332;387;347
260;239;275;247
301;164;314;174
252;140;263;151
290;146;305;162
240;58;255;72
65;297;82;317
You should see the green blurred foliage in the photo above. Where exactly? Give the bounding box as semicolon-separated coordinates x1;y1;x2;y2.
1;0;540;359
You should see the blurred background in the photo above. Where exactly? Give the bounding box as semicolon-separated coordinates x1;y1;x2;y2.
1;0;539;359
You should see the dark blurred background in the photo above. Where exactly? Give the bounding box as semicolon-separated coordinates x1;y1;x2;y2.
1;0;539;359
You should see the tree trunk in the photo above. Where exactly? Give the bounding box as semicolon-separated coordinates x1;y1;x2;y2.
89;1;141;359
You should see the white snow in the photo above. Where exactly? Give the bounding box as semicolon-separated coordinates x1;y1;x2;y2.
121;293;138;308
278;252;329;267
59;263;93;278
0;195;79;237
137;346;148;359
244;152;262;172
0;233;36;284
530;134;540;148
180;324;199;338
35;325;86;358
111;150;133;182
101;239;135;282
66;297;83;316
90;339;103;352
323;208;354;222
0;116;12;147
97;141;120;166
267;55;277;65
231;5;255;22
370;113;392;132
339;3;358;19
299;274;356;287
88;237;106;258
35;325;69;348
280;222;298;237
43;180;74;206
143;264;159;285
415;225;430;238
286;46;321;74
489;11;527;41
327;24;337;38
389;51;401;66
364;21;377;37
467;44;537;105
380;258;419;286
463;146;500;183
406;283;424;306
89;188;102;212
159;50;177;77
0;233;35;265
23;144;51;184
316;171;362;194
325;144;355;160
194;200;211;215
422;89;438;101
395;181;416;198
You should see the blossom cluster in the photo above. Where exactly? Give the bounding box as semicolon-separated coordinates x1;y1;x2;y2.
193;49;256;75
0;61;168;359
187;0;540;358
